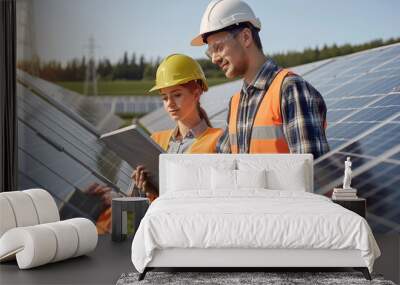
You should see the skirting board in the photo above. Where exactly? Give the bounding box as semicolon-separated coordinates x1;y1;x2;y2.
148;248;366;268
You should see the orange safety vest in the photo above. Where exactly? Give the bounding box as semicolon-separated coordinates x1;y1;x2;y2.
96;207;111;235
228;69;293;153
151;127;222;153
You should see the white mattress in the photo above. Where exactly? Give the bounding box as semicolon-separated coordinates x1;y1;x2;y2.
131;190;380;273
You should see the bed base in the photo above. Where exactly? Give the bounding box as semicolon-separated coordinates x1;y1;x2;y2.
138;267;371;281
138;267;372;281
138;248;372;281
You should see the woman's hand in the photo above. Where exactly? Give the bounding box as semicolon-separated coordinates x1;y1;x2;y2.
131;165;159;202
83;182;113;210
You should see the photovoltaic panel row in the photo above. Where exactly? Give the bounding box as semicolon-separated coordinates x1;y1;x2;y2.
304;44;400;88
17;70;123;134
309;45;400;233
139;107;174;133
315;128;399;234
314;153;400;233
17;84;132;185
17;83;136;220
326;99;399;148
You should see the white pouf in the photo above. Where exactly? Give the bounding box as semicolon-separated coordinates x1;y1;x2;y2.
0;189;98;269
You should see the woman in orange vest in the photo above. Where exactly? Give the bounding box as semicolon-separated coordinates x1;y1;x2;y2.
96;54;221;234
132;54;222;202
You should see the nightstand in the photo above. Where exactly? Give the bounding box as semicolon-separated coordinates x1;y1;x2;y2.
332;197;366;218
111;197;149;242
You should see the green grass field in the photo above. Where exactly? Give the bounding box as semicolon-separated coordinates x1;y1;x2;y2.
56;78;230;96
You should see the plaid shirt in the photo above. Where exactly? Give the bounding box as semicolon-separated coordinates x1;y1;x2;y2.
216;58;329;159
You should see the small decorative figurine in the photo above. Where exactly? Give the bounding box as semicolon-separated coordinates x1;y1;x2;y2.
343;157;352;189
332;157;357;199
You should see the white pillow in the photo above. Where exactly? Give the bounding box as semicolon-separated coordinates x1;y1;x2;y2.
236;169;267;189
167;162;209;191
238;159;307;191
211;168;236;190
167;160;235;192
267;163;306;191
211;168;267;190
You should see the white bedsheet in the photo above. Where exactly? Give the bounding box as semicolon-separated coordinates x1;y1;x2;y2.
131;190;380;273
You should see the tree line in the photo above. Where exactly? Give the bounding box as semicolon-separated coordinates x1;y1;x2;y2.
17;37;400;82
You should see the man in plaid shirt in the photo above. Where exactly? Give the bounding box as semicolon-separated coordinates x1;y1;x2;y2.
191;0;329;159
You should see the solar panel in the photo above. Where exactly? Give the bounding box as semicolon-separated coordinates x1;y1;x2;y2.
17;70;123;134
371;93;400;106
339;123;399;157
140;43;400;233
139;107;174;133
326;96;379;109
17;83;137;222
305;44;400;86
288;58;334;76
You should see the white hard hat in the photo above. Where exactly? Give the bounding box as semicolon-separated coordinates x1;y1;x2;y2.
191;0;261;46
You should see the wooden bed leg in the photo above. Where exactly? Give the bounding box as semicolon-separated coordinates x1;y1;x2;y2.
354;267;371;280
138;268;148;281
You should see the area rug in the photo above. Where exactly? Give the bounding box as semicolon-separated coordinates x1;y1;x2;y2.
116;271;396;285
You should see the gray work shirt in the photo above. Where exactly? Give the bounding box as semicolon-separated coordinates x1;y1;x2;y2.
167;120;209;154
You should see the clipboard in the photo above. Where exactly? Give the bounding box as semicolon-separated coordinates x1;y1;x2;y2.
100;124;164;187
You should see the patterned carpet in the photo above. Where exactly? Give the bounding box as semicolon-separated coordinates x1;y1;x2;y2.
117;271;396;285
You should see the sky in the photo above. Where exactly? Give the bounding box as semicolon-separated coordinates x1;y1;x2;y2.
23;0;400;64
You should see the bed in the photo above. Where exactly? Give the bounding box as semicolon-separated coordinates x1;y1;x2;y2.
131;154;380;280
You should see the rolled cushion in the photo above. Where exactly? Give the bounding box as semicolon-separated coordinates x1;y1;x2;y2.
0;196;17;237
24;189;60;223
66;218;98;257
0;218;98;269
0;226;57;269
42;221;79;262
0;191;39;227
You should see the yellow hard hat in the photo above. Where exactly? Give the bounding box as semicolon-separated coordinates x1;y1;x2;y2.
149;54;208;92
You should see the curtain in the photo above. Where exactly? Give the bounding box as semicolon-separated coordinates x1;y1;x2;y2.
0;0;17;192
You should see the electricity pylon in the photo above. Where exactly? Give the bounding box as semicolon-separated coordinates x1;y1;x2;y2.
16;0;40;76
84;36;98;96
